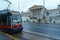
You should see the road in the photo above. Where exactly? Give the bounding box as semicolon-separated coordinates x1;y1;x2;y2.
22;22;60;40
1;22;60;40
11;32;56;40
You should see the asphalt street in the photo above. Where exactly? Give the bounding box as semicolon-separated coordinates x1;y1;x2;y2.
22;22;60;40
0;22;60;40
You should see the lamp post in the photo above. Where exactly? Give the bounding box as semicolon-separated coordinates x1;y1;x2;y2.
18;0;19;12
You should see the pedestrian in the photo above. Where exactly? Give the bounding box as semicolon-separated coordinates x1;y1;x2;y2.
38;19;41;23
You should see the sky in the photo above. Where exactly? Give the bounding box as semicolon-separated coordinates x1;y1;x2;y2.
0;0;60;12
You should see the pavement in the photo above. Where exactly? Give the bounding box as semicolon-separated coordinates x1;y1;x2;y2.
0;31;13;40
22;22;60;40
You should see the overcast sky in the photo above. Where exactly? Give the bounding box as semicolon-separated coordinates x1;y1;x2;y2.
0;0;60;12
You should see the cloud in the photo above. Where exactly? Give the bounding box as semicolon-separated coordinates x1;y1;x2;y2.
1;0;60;12
0;0;9;10
20;0;43;12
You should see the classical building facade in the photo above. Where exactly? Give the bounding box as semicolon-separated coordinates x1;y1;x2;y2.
28;5;48;23
21;5;60;24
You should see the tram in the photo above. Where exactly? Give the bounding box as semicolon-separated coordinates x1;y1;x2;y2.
0;9;23;33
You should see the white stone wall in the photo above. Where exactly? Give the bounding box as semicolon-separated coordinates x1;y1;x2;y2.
29;6;49;23
22;17;30;22
48;9;60;24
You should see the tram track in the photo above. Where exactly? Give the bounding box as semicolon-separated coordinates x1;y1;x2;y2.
10;32;30;40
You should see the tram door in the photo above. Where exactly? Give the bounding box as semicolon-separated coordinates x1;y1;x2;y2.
0;14;11;26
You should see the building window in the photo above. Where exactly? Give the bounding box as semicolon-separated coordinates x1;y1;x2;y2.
59;12;60;14
46;12;49;16
39;8;42;11
43;16;45;19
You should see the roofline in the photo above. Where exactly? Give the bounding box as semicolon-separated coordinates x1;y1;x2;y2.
48;8;60;11
29;5;47;10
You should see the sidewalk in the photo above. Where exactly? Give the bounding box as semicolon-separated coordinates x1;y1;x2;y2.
0;32;12;40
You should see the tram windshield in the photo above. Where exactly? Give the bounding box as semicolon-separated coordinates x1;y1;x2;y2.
12;13;22;25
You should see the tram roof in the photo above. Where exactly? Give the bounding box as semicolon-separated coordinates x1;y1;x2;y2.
0;9;10;15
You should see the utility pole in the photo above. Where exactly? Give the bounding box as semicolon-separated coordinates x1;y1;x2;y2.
18;0;19;12
43;0;46;23
43;0;45;18
43;0;45;7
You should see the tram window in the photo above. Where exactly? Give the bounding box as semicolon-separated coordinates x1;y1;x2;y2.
7;16;11;26
0;15;7;25
0;15;2;24
0;14;11;26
